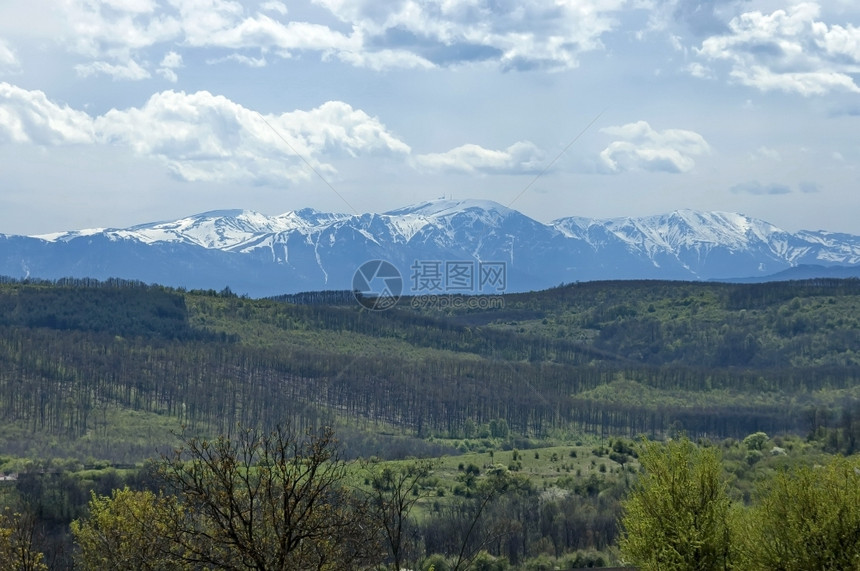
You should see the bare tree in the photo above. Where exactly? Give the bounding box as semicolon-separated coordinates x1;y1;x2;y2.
363;459;435;571
157;424;383;570
421;466;519;571
450;466;517;571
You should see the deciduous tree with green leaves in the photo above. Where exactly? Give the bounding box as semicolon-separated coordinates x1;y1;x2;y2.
70;487;186;570
0;507;47;571
619;437;733;570
736;456;860;570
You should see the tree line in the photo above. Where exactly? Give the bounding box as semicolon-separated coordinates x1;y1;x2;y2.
1;424;622;569
0;278;858;460
5;425;860;570
1;321;842;454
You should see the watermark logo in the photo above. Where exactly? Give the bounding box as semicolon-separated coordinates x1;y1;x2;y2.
353;259;507;310
409;294;506;310
410;260;507;293
352;260;403;311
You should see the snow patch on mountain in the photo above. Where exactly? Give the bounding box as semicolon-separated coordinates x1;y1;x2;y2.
385;198;515;218
380;214;431;243
33;228;107;242
9;198;860;296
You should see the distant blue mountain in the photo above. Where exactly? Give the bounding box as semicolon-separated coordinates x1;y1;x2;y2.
716;264;860;283
2;199;859;297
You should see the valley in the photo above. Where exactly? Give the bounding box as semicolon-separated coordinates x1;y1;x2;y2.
0;276;858;568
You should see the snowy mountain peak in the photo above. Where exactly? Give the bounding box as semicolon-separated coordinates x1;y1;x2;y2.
663;209;780;235
123;209;284;249
272;208;350;232
640;210;785;250
292;207;328;219
190;208;250;219
554;209;785;250
32;227;107;243
385;198;515;218
8;200;860;296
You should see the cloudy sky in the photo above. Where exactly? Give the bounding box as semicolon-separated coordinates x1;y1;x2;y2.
1;0;860;235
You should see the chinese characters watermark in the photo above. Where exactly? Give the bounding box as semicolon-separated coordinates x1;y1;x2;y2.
353;259;507;311
410;260;507;294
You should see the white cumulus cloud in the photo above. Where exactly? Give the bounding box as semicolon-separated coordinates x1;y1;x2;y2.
334;48;435;71
160;50;182;68
0;84;410;184
62;0;181;59
95;91;411;183
260;1;287;15
75;58;151;80
750;146;781;161
599;120;710;173
172;0;354;52
0;82;95;144
413;141;544;174
320;0;629;70
207;53;269;67
53;0;181;81
686;61;713;79
9;0;638;77
696;2;860;95
0;38;19;72
157;50;183;82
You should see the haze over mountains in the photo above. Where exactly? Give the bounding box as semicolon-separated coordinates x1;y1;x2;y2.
2;199;859;297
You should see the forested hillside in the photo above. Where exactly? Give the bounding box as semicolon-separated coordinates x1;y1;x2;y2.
0;277;857;462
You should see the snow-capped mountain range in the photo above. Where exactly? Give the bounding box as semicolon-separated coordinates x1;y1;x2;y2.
2;199;859;297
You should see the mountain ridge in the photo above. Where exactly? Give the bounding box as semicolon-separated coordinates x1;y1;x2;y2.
5;199;860;297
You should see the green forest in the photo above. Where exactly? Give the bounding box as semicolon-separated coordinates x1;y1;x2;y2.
0;276;858;569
